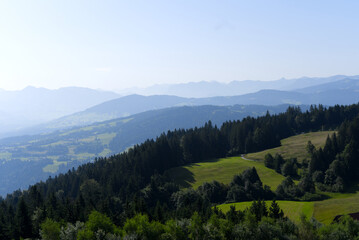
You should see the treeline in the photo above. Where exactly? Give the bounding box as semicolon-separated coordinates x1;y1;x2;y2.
265;113;359;193
40;201;359;240
306;115;359;191
1;103;359;238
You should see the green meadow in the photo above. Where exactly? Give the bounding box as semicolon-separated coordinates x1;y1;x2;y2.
166;156;285;190
246;131;335;162
167;131;359;224
217;201;314;223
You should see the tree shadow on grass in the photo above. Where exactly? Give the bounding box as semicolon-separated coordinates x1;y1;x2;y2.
164;158;222;188
190;158;222;165
165;167;195;188
344;182;359;194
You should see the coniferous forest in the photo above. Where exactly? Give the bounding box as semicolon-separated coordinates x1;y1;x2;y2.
2;103;359;239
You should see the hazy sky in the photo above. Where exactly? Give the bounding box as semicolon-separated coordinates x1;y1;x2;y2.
1;1;358;91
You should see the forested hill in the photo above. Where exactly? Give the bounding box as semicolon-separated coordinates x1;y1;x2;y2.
2;103;359;239
17;78;359;137
0;104;295;196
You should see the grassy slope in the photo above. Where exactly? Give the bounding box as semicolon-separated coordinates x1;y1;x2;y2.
217;201;314;223
168;131;359;224
217;191;359;224
166;156;285;190
167;131;333;190
313;186;359;224
246;131;335;162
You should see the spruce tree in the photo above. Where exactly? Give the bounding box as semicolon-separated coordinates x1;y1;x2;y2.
15;197;33;239
269;200;284;219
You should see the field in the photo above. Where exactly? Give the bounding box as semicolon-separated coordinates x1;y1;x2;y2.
217;201;314;223
167;131;359;224
166;156;285;190
313;189;359;224
216;190;359;225
246;131;335;162
167;131;333;190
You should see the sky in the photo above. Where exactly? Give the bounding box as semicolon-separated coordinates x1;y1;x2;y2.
0;0;359;91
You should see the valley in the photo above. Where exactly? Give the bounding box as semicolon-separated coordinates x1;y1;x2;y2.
0;104;293;195
2;2;359;238
0;94;358;239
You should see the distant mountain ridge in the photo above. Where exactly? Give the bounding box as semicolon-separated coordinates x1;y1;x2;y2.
0;86;120;136
295;78;359;94
118;75;359;98
8;77;359;138
2;75;359;138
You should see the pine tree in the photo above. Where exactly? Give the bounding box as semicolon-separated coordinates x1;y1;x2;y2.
264;153;274;169
15;197;33;239
268;200;284;219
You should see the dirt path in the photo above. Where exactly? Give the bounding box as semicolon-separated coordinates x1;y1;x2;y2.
240;154;256;161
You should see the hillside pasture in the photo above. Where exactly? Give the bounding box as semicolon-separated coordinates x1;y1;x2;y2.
246;131;335;162
166;156;285;190
217;200;314;223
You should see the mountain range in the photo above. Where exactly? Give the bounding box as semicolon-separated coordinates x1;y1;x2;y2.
4;77;359;138
118;75;359;98
29;78;359;134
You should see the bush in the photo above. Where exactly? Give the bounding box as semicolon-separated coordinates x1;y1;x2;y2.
301;192;324;201
40;218;61;240
281;158;298;177
86;210;116;234
264;153;274;169
312;171;324;183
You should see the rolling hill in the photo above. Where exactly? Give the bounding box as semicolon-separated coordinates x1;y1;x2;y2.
166;156;286;190
246;131;335;162
192;131;359;224
166;131;334;191
2;75;359;139
6;77;359;138
18;78;359;136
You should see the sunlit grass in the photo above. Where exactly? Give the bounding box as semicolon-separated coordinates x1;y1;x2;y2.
217;200;314;223
246;131;335;162
167;156;285;190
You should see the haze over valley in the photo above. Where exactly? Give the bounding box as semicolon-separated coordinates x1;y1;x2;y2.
2;1;359;239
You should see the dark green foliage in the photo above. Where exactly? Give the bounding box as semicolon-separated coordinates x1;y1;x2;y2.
308;116;359;191
226;168;273;203
273;153;285;173
268;200;284;219
281;158;298;177
298;175;315;194
226;205;244;224
312;171;324;183
198;181;228;204
306;140;316;155
249;200;268;221
15;197;33;239
109;208;359;239
86;210;116;234
264;153;274;168
39;218;61;240
276;177;302;200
